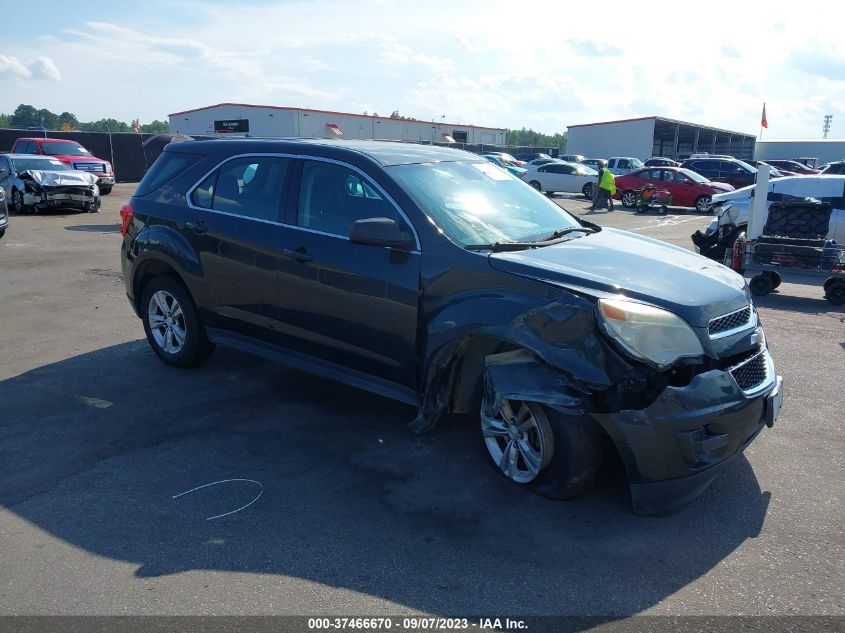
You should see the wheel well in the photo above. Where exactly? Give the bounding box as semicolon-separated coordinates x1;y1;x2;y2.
448;336;518;414
133;259;185;305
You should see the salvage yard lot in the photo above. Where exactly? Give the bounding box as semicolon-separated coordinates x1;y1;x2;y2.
0;184;842;617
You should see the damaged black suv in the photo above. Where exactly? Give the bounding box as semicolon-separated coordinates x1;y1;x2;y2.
121;139;783;514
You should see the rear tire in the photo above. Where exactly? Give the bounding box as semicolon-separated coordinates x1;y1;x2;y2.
140;275;215;368
0;229;5;240
621;190;637;208
480;384;602;500
529;180;542;192
99;186;113;195
695;195;712;214
582;182;594;199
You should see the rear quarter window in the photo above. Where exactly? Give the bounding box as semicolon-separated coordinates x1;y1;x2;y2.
135;151;204;196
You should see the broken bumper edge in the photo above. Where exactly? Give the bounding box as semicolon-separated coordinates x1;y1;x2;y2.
592;366;780;516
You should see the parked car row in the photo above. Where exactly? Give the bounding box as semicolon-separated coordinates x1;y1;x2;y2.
0;154;101;214
9;137;115;194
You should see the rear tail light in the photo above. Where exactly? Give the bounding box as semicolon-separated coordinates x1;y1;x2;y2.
120;202;134;236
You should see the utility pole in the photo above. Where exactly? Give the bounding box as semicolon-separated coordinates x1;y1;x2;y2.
823;115;832;139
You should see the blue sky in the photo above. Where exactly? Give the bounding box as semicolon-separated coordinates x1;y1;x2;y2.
1;0;843;138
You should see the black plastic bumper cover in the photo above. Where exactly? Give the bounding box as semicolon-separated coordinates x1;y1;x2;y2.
591;369;775;515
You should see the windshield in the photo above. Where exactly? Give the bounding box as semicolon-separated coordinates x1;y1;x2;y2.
630;158;645;169
679;168;709;183
41;142;92;156
735;159;756;173
12;157;71;172
388;161;582;247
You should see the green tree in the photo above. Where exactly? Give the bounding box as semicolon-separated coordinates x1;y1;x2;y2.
79;118;131;133
505;127;566;150
0;113;10;128
141;120;170;133
58;111;79;130
11;104;40;128
36;108;59;130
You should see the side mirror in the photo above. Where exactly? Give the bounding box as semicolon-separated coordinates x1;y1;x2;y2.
349;217;414;248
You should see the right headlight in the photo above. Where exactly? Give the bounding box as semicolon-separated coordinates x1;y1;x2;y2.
714;202;732;217
598;298;704;370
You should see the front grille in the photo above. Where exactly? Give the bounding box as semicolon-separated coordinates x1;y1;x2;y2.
709;306;753;337
729;350;768;392
73;162;105;173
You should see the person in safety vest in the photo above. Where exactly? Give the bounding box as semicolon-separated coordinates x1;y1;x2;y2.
589;160;616;212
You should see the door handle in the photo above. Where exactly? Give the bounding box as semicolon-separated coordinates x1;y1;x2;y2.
282;247;313;263
186;220;208;234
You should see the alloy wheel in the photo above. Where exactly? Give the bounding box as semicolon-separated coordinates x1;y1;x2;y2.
481;398;553;484
621;191;637;207
12;190;24;213
147;290;187;354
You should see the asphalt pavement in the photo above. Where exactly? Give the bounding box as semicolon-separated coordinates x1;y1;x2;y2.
0;185;842;619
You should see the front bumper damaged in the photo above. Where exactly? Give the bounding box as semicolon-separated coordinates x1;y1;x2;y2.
23;189;101;209
483;342;781;515
591;354;781;515
19;169;101;210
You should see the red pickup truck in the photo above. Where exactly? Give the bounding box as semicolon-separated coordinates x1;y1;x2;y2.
11;138;115;194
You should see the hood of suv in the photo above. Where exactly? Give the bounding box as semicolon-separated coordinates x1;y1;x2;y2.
488;228;748;327
707;181;735;192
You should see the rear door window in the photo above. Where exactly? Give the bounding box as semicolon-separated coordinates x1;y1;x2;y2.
136;151;204;196
194;156;290;222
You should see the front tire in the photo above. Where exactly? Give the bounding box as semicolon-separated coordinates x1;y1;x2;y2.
480;388;602;499
11;189;31;214
99;186;113;195
141;275;215;368
529;180;542;192
695;195;712;214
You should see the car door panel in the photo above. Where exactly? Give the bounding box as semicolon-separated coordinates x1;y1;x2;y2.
275;159;421;388
183;156;293;343
540;165;563;192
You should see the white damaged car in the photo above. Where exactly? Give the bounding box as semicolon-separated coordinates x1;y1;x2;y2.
691;175;845;262
0;153;101;213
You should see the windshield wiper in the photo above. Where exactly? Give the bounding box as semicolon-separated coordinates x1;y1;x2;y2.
538;226;598;242
465;241;536;252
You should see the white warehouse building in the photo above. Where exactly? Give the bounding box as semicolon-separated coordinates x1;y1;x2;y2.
566;116;757;162
168;103;507;145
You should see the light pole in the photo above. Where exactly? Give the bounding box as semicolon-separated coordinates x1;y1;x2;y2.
823;115;832;139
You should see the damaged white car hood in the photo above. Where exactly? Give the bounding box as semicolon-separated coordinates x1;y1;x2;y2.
22;170;98;186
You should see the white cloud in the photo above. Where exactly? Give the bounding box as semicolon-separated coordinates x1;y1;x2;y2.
28;57;61;81
379;43;454;72
0;54;30;77
0;54;60;80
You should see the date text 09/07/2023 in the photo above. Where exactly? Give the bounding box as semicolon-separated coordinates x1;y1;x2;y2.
307;617;528;631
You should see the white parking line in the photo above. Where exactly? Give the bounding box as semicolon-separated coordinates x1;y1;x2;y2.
629;215;706;232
